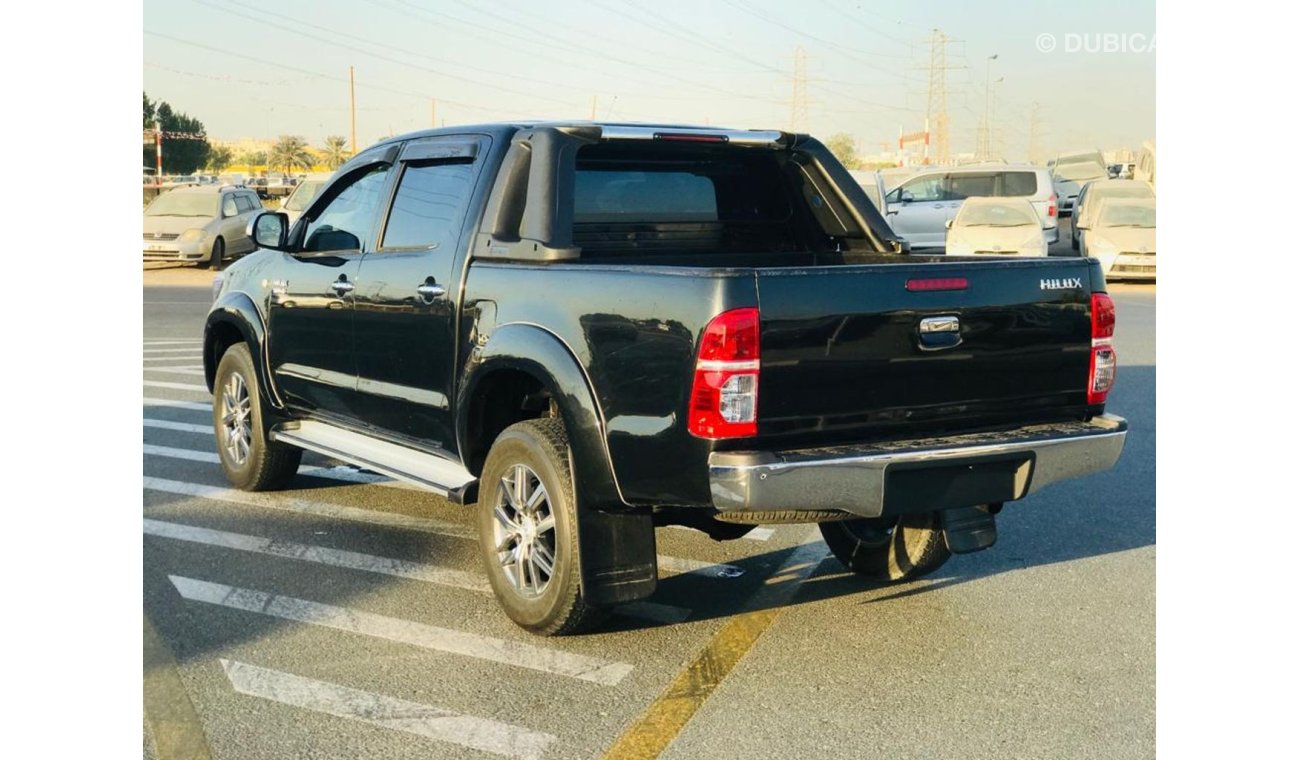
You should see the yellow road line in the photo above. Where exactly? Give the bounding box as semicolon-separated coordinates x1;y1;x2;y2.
600;534;828;760
144;615;213;760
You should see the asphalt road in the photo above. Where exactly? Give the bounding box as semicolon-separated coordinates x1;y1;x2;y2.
142;243;1154;759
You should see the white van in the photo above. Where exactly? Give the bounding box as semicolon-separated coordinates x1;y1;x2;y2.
874;165;1059;250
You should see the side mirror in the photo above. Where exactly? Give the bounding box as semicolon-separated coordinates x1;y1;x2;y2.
248;211;289;251
899;191;915;203
945;219;954;230
1076;222;1091;231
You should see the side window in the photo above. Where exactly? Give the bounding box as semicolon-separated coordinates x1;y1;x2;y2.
379;160;475;250
302;164;391;253
946;173;997;200
221;195;239;218
892;174;944;202
1001;172;1038;197
234;194;256;213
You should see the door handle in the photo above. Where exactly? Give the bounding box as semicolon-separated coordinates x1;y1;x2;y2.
417;279;447;303
331;276;354;296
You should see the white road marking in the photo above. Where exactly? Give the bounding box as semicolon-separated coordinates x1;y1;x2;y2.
144;519;489;592
144;380;210;394
144;347;206;354
144;356;203;364
144;476;474;537
144;397;211;412
144;419;211;435
145;518;690;624
666;524;774;542
144;366;207;376
145;340;202;345
170;576;633;685
220;660;555;760
142;444;422;491
657;554;745;579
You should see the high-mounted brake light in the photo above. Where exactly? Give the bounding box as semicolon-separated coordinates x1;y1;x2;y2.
654;132;729;143
906;277;969;292
688;308;759;439
1088;292;1117;404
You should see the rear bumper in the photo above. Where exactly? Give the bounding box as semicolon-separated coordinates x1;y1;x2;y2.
709;415;1127;518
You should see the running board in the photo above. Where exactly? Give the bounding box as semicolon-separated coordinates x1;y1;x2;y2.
271;420;477;503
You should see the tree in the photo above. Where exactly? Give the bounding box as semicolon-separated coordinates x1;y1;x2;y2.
238;150;268;169
142;93;211;174
825;133;860;170
268;135;313;174
206;145;234;173
320;136;350;169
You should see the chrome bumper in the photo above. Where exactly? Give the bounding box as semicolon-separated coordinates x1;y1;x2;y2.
709;415;1127;518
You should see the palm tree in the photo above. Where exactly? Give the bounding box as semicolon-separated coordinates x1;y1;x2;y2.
268;135;312;174
321;136;350;170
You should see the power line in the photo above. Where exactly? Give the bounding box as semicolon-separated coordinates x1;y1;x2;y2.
191;0;577;108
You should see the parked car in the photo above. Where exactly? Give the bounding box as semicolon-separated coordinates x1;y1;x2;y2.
1079;198;1155;281
1050;151;1109;215
1071;179;1155;250
207;121;1127;635
264;174;298;199
877;164;1058;249
1134;140;1156;190
279;174;331;227
143;185;263;268
944;197;1048;257
218;173;248;187
247;176;270;198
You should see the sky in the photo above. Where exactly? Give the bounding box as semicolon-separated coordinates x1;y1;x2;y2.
142;0;1155;161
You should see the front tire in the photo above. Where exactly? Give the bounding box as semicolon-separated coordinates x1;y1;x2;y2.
477;418;606;635
212;343;301;491
201;237;225;270
819;512;951;582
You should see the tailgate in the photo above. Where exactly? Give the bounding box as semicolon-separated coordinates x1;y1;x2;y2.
756;258;1096;442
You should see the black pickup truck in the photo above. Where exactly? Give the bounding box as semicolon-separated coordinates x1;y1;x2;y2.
204;122;1127;635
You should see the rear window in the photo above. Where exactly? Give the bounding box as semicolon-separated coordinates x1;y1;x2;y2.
575;171;718;223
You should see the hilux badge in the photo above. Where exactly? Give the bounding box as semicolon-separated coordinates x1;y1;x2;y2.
1040;277;1083;291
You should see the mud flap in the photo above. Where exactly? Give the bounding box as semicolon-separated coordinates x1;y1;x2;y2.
576;507;659;606
940;505;998;554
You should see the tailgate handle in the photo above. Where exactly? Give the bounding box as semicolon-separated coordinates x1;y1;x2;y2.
918;316;962;351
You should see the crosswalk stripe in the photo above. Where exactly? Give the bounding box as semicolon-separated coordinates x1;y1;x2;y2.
657;554;745;579
142;444;422;491
144;397;212;412
144;380;210;394
170;575;633;685
220;660;555;760
144;473;740;582
144;356;203;364
144;476;476;537
145;366;207;376
143;518;690;624
145;519;490;591
666;524;774;543
145;419;211;435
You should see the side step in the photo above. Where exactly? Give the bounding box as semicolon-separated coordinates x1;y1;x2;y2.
271;420;476;502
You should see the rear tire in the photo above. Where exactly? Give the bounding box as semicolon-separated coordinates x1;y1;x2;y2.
819;512;951;582
477;418;606;636
212;343;301;491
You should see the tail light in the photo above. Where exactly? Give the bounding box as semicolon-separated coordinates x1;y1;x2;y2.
688;308;759;438
1048;193;1058;217
1088;292;1116;404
